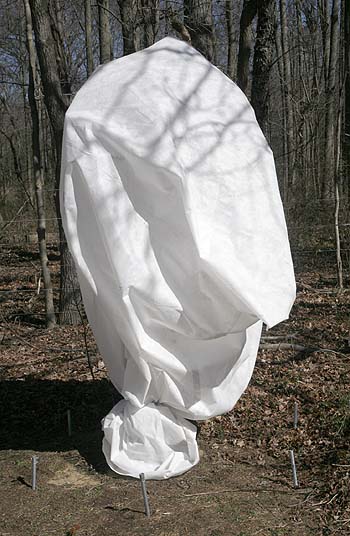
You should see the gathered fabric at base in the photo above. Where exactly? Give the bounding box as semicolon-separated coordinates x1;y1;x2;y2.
60;37;296;479
102;401;199;479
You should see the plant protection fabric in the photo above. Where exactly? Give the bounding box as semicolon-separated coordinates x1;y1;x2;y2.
60;37;295;480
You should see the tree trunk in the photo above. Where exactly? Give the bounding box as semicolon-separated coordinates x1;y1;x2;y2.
29;0;82;325
275;18;288;200
323;0;340;198
171;14;191;44
85;0;94;76
334;99;343;290
225;0;235;79
183;0;215;62
279;0;294;188
98;0;112;64
119;0;143;55
344;0;350;186
24;0;56;329
237;0;257;94
28;0;68;151
319;0;330;87
20;58;35;206
142;0;159;48
251;0;275;136
48;0;71;96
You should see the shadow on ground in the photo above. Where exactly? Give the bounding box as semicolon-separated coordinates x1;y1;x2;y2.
0;378;122;472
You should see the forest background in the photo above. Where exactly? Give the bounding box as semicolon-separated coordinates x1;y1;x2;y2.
0;0;349;325
0;2;349;534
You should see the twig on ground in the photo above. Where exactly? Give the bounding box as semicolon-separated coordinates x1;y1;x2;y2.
261;334;297;341
260;343;308;352
297;281;349;294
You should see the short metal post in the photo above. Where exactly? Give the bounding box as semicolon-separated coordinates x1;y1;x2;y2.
31;455;38;490
139;473;151;517
289;450;299;488
293;402;298;429
67;409;72;437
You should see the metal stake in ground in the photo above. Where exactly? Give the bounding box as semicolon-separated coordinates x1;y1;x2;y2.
31;455;39;490
289;450;299;488
139;473;151;517
67;409;72;436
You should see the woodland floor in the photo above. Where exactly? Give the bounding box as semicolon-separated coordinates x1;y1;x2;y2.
0;244;349;536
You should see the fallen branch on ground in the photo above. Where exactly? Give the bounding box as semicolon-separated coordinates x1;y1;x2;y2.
260;343;311;352
261;334;297;341
297;281;349;294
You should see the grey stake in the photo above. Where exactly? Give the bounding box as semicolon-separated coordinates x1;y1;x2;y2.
289;450;299;487
67;409;72;436
31;455;38;490
139;473;151;517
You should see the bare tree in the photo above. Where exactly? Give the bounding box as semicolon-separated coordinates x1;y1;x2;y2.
225;0;235;79
323;0;340;198
119;0;143;55
24;0;56;328
279;0;294;188
183;0;215;61
29;0;81;325
318;0;330;87
344;0;350;176
334;95;343;290
85;0;94;76
98;0;112;63
237;0;257;94
251;0;275;135
142;0;159;47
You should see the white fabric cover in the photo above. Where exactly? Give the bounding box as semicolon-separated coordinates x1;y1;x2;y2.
60;37;295;480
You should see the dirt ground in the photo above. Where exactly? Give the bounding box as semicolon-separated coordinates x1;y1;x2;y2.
0;244;349;535
0;443;319;536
